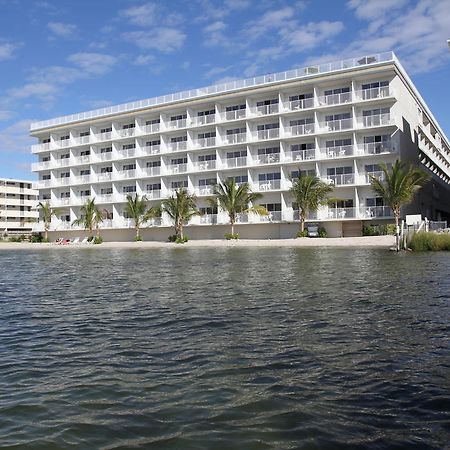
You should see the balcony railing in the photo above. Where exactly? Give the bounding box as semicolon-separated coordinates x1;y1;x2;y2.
254;104;279;116
286;123;315;136
168;141;187;152
257;179;281;191
317;92;352;106
196;185;215;196
74;174;91;184
31;142;51;152
96;152;113;161
97;172;113;182
326;207;356;219
57;140;71;148
255;211;282;222
144;190;161;199
142;166;161;177
117;128;135;138
58;177;71;186
118;169;136;179
224;156;247;168
320;145;354;158
34;180;52;189
96;131;112;142
361;113;393;127
97;194;114;203
256;153;280;164
320;118;353;132
199;214;218;224
286;98;314;111
74;155;91;165
225;132;247;144
359;206;392;218
167;118;187;129
365;171;385;183
255;128;280;140
140;123;160;134
193;160;216;171
118;148;136;159
53;198;71;206
359;143;394;155
73;136;91;145
142;144;161;155
192;114;216;126
100;219;113;228
168;163;187;174
325;173;355;185
356;86;391;101
194;137;216;148
224;109;246;121
32;161;51;171
285;148;316;162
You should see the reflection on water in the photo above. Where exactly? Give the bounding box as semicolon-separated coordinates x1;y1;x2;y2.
0;248;449;449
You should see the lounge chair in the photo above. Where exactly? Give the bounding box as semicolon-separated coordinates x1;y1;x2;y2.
80;237;89;244
71;237;80;244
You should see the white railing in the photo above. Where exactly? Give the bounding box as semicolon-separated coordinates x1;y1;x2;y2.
96;152;113;161
224;109;246;121
115;194;130;202
142;144;161;155
256;153;280;164
31;142;51;152
58;177;71;186
147;217;162;226
359;206;392;218
144;190;161;199
254;104;279;115
361;113;392;127
325;173;355;185
356;86;391;101
317;91;352;106
364;171;385;183
74;174;91;184
224;156;247;168
320;145;354;158
286;123;315;136
100;219;113;228
142;166;160;177
193;160;216;171
32;161;51;171
96;131;112;141
140;123;160;134
285;149;316;161
225;132;247;144
97;172;112;182
118;148;136;158
118;169;136;179
292;210;318;221
321;118;353;132
257;179;281;191
199;214;218;224
31;52;394;131
255;128;280;140
73;136;91;145
194;137;216;148
74;155;91;165
255;211;282;222
236;213;249;223
286;98;314;111
57;140;71;148
97;194;114;203
326;207;356;219
168;163;187;174
117;128;135;138
167;118;187;129
358;143;395;155
168;141;187;151
55;158;71;167
34;180;52;189
196;185;215;196
53;198;71;206
192;114;216;126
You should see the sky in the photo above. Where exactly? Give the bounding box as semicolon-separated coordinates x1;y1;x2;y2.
0;0;449;180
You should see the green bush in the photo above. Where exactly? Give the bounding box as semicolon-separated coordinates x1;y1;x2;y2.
31;234;44;243
409;232;450;251
363;224;396;236
93;236;103;244
318;227;327;238
225;232;240;240
386;224;396;235
134;235;143;241
168;235;189;243
296;230;308;238
168;234;177;242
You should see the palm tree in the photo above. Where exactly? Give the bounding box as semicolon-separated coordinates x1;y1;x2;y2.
37;201;57;241
210;179;268;235
370;160;430;251
161;188;200;239
289;174;334;233
124;193;160;240
72;198;103;237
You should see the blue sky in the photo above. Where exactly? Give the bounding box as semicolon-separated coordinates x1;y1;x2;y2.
0;0;449;180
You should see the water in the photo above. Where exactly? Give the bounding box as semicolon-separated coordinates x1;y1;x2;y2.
0;248;449;449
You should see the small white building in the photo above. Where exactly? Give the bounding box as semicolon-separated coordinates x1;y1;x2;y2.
30;51;450;240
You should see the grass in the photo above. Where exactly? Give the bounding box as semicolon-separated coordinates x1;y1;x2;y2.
409;232;450;251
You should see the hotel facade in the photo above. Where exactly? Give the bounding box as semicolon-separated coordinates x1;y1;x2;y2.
0;178;38;235
30;52;450;240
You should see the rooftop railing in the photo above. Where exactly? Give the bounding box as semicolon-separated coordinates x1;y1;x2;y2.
30;52;394;131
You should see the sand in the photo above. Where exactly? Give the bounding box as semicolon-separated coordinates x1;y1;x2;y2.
0;235;395;250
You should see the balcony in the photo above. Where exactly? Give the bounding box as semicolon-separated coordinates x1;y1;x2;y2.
286;98;314;111
256;179;281;191
285;123;315;136
97;194;114;203
320;145;354;159
192;114;216;126
141;144;161;155
57;140;71;148
31;142;51;153
236;213;249;223
253;104;279;116
193;160;216;171
356;86;391;101
32;161;51;171
357;143;395;155
147;217;162;226
359;206;392;218
361;113;393;127
96;152;113;161
199;214;218;225
144;190;161;199
167;163;187;174
224;132;247;145
326;207;356;219
34;180;52;189
225;109;246;121
194;137;216;148
168;141;187;152
72;136;91;146
53;198;71;206
256;153;280;165
74;174;91;184
317;92;352;106
117;128;135;138
118;169;136;179
58;177;71;186
324;173;355;185
97;172;113;182
96;131;112;142
167;118;187;129
255;128;279;140
255;211;282;222
196;185;215;196
118;148;136;159
320;118;353;132
140;123;160;134
142;166;161;177
285;149;316;162
74;155;91;165
364;171;385;184
99;219;113;228
223;156;247;168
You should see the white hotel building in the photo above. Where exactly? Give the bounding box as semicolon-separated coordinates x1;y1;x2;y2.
31;52;450;240
0;178;38;235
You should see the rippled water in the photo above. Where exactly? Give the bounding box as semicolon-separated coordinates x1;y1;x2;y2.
1;248;449;449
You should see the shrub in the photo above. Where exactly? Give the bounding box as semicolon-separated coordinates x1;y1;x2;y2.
363;224;397;236
31;234;44;243
168;235;189;243
168;234;177;242
93;236;103;245
296;230;308;238
225;232;240;240
318;227;327;238
386;224;396;235
409;232;450;251
134;235;143;242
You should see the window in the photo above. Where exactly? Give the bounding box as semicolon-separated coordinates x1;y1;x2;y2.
198;178;216;186
227;175;248;183
170;113;187;121
226;127;246;135
325;113;351;121
80;150;91;156
42;174;51;180
42;138;51;144
327;167;353;176
198;154;216;161
256;123;279;130
42;156;50;162
331;199;354;208
198;131;216;139
197;109;215;116
326;138;352;148
362;107;390;117
366;197;384;207
101;187;113;195
257;146;280;155
122;123;135;129
199;206;217;215
80;131;90;137
80;189;91;197
146;160;161;168
122;185;136;193
171;180;188;188
364;164;382;173
146;139;160;146
226;104;246;111
363;135;390;144
60;171;70;178
61;153;70;159
170;135;187;143
171;157;187;165
260;203;281;212
289;93;313;101
324;87;350;96
291;143;314;151
146;183;161;191
80;169;90;176
122;163;136;171
291;169;315;179
60;135;70;141
100;127;112;133
100;166;112;173
101;147;112;153
290;118;314;126
258;172;281;181
256;98;278;106
60;192;70;198
122;143;136;150
227;150;246;158
362;80;389;90
146;118;160;125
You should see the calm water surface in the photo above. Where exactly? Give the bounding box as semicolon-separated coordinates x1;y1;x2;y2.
0;248;449;449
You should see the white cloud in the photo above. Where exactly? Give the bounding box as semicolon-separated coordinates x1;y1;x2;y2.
47;22;78;38
122;28;186;53
280;20;344;49
0;110;14;121
0;119;35;155
347;0;409;20
246;7;295;39
205;65;233;78
120;3;157;27
67;52;118;75
7;82;59;101
0;41;20;61
133;54;155;66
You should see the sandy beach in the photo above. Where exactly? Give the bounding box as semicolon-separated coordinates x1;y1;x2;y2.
0;235;395;250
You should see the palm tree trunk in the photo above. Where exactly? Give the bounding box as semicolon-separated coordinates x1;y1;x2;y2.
44;227;48;242
179;225;183;239
136;226;140;239
231;221;235;235
394;212;400;252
